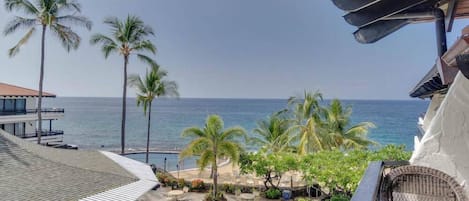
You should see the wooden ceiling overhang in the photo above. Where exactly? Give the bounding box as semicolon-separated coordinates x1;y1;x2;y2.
332;0;469;99
332;0;469;43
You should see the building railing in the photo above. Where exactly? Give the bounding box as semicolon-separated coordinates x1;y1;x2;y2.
351;161;409;201
18;130;64;139
0;108;64;115
26;108;65;114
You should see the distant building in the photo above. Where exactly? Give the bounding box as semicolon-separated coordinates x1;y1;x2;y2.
0;82;64;144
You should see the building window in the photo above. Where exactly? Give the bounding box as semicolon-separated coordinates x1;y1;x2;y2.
4;99;14;112
15;99;26;112
0;99;3;113
3;124;14;135
15;123;25;137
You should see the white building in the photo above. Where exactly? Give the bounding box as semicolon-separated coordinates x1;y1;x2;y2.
0;82;64;144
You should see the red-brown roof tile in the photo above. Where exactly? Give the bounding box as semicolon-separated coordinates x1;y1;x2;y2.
0;83;56;97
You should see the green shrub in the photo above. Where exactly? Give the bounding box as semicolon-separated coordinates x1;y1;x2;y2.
265;188;282;199
329;194;350;201
191;179;205;191
222;184;235;194
177;178;186;188
205;190;227;201
295;198;313;201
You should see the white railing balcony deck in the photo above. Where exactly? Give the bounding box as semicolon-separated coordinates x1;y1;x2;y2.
0;108;64;124
18;130;64;139
20;130;64;144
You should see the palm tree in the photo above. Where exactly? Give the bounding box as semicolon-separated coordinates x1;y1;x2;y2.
288;91;323;122
90;15;156;154
323;99;377;150
128;65;179;163
251;110;293;154
180;115;246;200
288;91;326;154
4;0;92;144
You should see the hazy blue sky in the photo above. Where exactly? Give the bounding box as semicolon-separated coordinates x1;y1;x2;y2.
0;0;467;99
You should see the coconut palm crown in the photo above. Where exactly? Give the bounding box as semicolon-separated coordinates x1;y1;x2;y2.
323;99;377;150
4;0;91;144
90;15;156;154
251;110;293;154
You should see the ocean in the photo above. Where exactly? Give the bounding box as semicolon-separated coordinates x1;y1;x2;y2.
43;98;428;170
44;97;428;150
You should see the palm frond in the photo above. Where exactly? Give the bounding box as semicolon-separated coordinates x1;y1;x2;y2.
4;0;39;15
55;0;81;12
132;40;156;54
90;34;118;58
8;27;35;57
4;16;37;36
56;15;92;30
136;54;158;68
50;23;80;51
182;127;206;138
218;141;241;164
220;127;246;141
197;150;214;170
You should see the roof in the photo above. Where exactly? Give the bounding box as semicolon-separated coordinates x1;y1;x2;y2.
0;129;158;200
409;65;447;98
332;0;469;43
410;29;469;98
0;82;56;97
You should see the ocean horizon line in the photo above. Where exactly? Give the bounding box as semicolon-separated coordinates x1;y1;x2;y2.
54;96;426;102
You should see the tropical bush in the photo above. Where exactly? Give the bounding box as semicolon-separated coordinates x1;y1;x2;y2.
265;188;282;199
222;183;235;194
239;152;298;190
156;172;176;186
191;179;205;191
205;189;227;201
329;194;351;201
299;145;411;197
177;178;186;188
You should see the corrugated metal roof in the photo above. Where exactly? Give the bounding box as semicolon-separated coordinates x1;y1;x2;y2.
0;130;157;200
0;130;136;200
409;65;447;98
80;180;158;201
0;82;55;97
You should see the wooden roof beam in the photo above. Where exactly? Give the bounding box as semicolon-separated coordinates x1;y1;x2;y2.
446;0;459;32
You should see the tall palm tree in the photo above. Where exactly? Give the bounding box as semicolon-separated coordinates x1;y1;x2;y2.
128;65;179;163
90;15;156;154
180;115;246;200
251;110;293;154
324;99;377;150
4;0;92;144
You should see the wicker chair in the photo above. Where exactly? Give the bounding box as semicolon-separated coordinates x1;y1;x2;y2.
380;165;467;201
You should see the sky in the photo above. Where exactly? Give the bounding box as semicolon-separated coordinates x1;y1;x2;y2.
0;0;468;100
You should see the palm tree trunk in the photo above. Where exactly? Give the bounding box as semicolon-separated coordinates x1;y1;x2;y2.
121;55;129;154
37;25;46;144
145;101;152;163
213;153;218;199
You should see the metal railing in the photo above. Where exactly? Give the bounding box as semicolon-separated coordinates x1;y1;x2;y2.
26;108;65;113
351;161;409;201
0;108;64;115
18;130;64;139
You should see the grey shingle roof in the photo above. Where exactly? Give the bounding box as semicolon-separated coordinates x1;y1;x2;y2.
0;131;138;200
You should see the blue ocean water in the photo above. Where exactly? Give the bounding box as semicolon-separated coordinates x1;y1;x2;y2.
44;97;428;150
43;98;428;169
